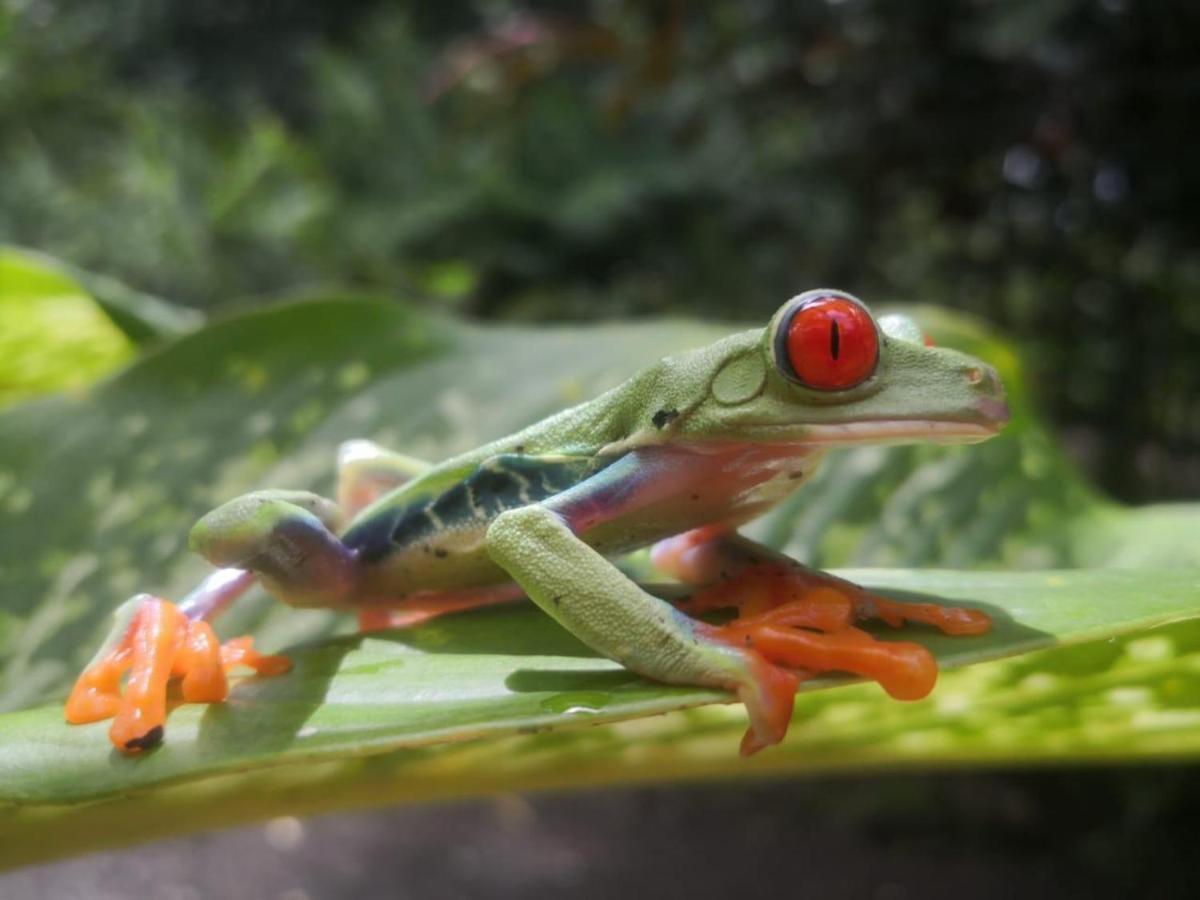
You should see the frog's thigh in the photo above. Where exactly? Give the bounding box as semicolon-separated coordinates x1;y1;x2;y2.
337;440;433;514
486;504;747;690
189;489;359;608
656;531;990;636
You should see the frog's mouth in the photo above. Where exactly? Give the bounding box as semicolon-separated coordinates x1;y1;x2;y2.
745;397;1010;447
797;417;1005;447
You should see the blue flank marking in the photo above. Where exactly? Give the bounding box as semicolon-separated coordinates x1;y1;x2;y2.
342;454;618;564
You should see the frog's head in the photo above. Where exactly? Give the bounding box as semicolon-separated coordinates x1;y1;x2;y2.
678;289;1009;447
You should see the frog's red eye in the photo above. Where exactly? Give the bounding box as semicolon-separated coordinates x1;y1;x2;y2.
779;295;879;390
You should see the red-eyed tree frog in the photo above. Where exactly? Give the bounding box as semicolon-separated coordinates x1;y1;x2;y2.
66;290;1009;755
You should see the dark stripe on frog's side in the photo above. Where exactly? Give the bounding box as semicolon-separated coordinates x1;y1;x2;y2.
343;454;615;564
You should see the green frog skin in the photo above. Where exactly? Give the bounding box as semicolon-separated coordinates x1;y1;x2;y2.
66;289;1009;756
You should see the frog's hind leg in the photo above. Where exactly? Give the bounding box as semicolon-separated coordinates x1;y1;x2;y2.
653;529;991;634
337;439;432;514
65;580;289;752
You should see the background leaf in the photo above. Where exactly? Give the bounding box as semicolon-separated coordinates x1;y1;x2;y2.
1;293;1197;867
0;248;136;408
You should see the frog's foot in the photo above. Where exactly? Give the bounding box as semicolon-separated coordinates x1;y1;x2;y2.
700;595;936;757
682;563;991;636
686;564;987;754
704;599;937;703
65;596;289;753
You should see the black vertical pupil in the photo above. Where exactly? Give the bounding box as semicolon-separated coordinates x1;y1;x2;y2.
830;319;841;360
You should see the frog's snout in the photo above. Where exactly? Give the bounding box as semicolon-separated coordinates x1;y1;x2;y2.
963;363;1009;430
976;395;1011;429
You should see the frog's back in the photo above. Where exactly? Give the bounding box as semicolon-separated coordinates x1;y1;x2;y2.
343;452;613;556
336;341;750;599
338;388;636;597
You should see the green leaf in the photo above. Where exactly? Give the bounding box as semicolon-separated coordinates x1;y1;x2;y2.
1;246;202;348
2;570;1199;870
1;567;1197;807
1;290;1197;868
0;248;136;407
68;265;204;344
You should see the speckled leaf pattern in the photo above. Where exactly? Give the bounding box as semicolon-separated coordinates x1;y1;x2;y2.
0;286;1198;869
1;568;1198;809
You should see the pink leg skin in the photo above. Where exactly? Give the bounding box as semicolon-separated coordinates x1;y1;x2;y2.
357;584;527;632
654;529;992;755
650;525;737;586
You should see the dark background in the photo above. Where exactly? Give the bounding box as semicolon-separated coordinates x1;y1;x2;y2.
4;771;1199;898
2;0;1198;501
2;2;1199;896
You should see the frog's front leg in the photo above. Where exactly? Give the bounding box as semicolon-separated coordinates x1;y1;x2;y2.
485;454;801;756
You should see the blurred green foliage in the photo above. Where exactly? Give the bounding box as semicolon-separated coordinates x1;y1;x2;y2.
0;248;134;405
1;1;1197;502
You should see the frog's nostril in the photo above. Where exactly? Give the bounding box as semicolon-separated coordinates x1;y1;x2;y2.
977;396;1011;427
964;364;1003;394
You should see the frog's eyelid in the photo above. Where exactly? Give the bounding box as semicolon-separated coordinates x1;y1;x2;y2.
877;313;926;345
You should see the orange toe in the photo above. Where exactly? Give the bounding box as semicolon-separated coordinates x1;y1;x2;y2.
869;595;992;636
109;598;187;752
734;651;802;757
706;591;940;715
679;560;988;754
176;620;229;703
220;636;292;677
64;648;130;724
721;615;938;702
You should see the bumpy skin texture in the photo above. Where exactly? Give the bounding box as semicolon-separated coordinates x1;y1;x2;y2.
68;290;1010;754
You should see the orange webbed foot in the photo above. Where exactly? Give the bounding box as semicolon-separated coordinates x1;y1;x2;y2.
686;562;990;754
712;606;938;703
65;597;290;753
